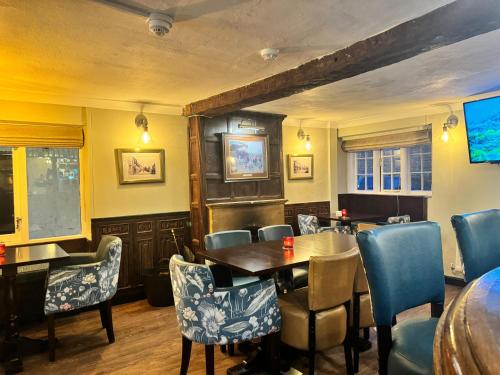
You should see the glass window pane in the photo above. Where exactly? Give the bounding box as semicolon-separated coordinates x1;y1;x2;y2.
423;172;432;191
383;157;391;171
394;158;401;172
367;157;373;173
27;148;81;239
365;151;373;158
0;147;15;235
357;158;365;174
410;154;421;172
411;173;422;191
383;174;391;190
408;145;419;155
367;175;373;190
393;148;400;156
422;143;431;153
422;153;432;172
393;174;401;190
356;151;365;158
357;175;366;190
382;149;392;156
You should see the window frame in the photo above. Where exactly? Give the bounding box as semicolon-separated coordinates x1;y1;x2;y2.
347;145;432;197
0;146;88;246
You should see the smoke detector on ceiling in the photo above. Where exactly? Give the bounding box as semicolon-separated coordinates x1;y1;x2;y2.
147;13;174;37
260;48;280;61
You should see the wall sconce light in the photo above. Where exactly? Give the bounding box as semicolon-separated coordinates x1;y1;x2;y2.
297;119;312;150
441;113;459;143
135;113;152;146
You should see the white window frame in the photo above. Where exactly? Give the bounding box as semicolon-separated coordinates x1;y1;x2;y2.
347;146;431;196
0;146;87;246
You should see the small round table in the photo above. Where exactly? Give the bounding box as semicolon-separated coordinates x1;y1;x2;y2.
434;266;500;375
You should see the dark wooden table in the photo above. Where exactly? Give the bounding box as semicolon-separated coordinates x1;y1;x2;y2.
1;244;68;374
434;266;500;375
203;231;358;277
202;231;359;375
318;212;387;226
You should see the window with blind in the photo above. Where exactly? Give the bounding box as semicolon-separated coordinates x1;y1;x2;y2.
0;124;84;244
349;145;432;195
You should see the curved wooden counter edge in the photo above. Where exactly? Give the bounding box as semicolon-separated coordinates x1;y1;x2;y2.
434;267;500;375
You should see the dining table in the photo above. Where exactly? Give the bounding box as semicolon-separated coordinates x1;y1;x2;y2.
434;266;500;375
0;243;69;374
202;231;359;374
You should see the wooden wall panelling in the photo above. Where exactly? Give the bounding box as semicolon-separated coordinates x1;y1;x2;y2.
91;212;190;302
284;201;331;235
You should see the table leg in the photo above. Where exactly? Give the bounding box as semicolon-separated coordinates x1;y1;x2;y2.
2;266;22;374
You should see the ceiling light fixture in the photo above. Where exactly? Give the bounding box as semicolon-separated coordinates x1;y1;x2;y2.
297;120;305;140
260;48;280;61
305;135;312;151
441;113;459;143
135;112;152;146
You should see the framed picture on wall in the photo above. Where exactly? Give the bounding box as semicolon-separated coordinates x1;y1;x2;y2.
115;149;165;184
222;133;269;182
287;154;314;180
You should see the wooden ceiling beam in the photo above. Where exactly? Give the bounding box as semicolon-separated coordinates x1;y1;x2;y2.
183;0;500;117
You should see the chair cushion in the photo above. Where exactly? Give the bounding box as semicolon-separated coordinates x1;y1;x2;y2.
232;275;260;286
279;288;346;351
292;266;308;289
388;317;439;375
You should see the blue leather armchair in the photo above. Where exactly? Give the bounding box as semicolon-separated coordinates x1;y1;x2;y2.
204;230;259;286
356;222;445;375
170;255;281;375
451;209;500;282
258;224;308;289
44;235;122;361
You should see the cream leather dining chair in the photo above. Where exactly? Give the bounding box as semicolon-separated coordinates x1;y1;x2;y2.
278;248;359;375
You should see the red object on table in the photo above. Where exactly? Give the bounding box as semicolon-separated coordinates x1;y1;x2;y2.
341;208;348;217
0;243;5;256
282;236;294;250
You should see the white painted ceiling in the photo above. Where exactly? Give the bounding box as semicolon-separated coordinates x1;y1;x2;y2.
1;0;498;126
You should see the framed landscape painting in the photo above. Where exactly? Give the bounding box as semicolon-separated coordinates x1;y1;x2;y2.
222;133;269;182
115;149;165;184
287;154;314;180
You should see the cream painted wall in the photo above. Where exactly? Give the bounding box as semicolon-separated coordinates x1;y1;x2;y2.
88;108;189;218
334;111;500;276
283;126;331;204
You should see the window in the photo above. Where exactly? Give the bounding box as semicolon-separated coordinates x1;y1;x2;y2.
355;151;374;191
348;144;432;195
408;144;432;192
381;148;401;191
0;147;83;244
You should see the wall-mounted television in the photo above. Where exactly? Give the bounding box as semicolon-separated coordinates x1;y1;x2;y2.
464;95;500;163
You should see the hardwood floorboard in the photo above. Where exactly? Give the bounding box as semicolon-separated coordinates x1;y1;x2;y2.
20;285;461;375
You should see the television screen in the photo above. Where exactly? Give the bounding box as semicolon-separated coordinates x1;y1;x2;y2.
464;95;500;163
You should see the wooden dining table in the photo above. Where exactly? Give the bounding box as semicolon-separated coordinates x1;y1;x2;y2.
201;231;359;374
0;243;69;374
434;266;500;375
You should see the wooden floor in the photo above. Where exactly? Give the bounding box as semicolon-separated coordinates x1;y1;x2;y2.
21;285;461;375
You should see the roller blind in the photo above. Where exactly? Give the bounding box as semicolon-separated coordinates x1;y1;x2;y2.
341;127;431;152
0;122;84;148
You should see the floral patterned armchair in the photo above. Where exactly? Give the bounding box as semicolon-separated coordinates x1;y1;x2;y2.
170;254;281;374
387;215;411;224
298;214;337;235
44;235;122;361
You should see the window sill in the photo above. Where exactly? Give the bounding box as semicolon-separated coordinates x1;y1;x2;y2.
350;191;432;198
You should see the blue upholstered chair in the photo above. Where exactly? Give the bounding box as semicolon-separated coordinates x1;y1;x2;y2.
356;222;445;375
297;214;335;235
258;224;308;289
204;230;259;286
170;255;281;375
44;235;122;361
451;209;500;282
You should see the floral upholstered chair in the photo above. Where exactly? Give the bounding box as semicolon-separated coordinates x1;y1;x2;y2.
297;214;336;235
170;254;281;375
44;235;122;361
387;215;411;224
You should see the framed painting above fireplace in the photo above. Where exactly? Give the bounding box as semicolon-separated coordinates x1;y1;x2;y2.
222;133;269;182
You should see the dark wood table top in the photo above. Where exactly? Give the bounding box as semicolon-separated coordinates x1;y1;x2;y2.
319;212;387;223
202;231;358;276
0;243;69;268
434;266;500;375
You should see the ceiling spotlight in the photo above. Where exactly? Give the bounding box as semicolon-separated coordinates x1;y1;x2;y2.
147;13;173;37
260;48;280;61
